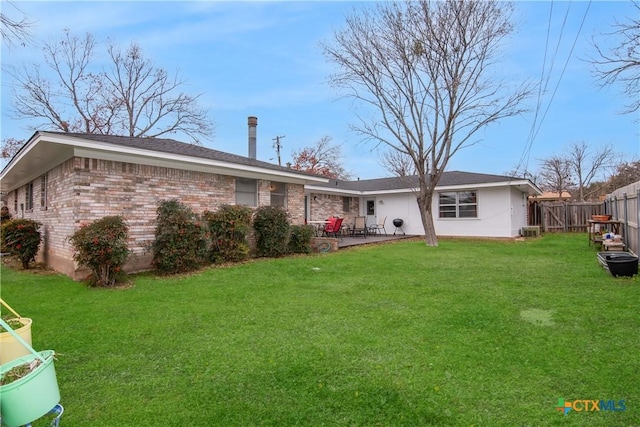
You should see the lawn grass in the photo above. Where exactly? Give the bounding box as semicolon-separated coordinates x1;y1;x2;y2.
1;233;638;426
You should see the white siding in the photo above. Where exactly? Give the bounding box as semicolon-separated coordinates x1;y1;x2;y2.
372;186;527;237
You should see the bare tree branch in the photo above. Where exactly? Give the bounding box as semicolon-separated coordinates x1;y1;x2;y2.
379;149;416;177
538;155;574;197
566;141;617;201
1;2;34;47
588;1;640;115
7;29;214;144
290;136;351;179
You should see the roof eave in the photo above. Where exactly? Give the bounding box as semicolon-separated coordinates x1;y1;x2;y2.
0;133;328;192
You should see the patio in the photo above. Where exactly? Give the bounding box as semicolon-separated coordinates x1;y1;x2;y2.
338;233;415;248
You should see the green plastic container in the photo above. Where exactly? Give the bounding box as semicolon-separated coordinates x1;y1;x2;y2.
0;350;60;427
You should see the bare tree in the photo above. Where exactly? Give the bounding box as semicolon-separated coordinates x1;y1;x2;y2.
566;141;617;201
1;2;33;47
607;160;640;190
7;30;213;144
538;155;574;197
1;138;25;160
379;149;415;177
323;0;532;246
589;1;640;114
290;136;351;179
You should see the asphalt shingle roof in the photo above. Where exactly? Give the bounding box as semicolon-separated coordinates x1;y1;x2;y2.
40;131;322;178
35;132;529;191
314;171;527;192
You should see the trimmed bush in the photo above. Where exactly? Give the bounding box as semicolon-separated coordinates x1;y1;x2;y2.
152;200;208;275
203;205;252;263
253;206;289;258
288;225;315;254
69;216;130;287
2;219;42;269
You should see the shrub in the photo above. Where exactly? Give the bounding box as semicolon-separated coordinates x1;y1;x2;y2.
0;208;11;253
0;206;12;223
253;206;289;258
203;205;252;263
288;225;315;254
152;200;208;275
2;219;42;269
69;216;130;287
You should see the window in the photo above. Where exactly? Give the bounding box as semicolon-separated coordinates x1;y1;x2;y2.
40;174;48;208
366;200;375;216
270;182;287;208
439;191;477;218
14;190;18;213
235;178;257;206
25;182;34;211
342;197;351;213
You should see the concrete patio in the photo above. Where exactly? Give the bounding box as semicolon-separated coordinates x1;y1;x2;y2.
337;233;416;248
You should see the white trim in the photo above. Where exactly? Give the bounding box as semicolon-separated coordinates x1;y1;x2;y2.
1;132;328;191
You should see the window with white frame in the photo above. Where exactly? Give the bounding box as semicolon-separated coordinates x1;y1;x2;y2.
439;191;477;218
25;182;34;211
40;174;48;209
270;181;287;208
235;178;257;206
342;196;351;213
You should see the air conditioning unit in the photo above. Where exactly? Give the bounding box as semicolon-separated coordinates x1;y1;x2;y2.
521;226;540;238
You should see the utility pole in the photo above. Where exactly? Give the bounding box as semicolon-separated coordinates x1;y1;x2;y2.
272;135;285;166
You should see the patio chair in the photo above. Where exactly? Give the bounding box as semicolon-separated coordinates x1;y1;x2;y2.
351;216;367;238
322;217;344;239
368;216;387;236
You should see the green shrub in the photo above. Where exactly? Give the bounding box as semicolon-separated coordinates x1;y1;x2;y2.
203;205;252;263
69;216;130;287
288;225;314;254
2;219;42;269
152;200;208;275
253;206;289;258
0;207;11;253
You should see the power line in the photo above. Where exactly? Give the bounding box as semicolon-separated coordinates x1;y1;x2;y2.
515;0;592;177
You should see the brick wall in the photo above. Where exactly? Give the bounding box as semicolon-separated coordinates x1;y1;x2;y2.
308;192;359;229
12;157;306;279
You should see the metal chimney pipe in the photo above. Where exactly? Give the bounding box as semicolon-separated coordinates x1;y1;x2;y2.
248;116;257;159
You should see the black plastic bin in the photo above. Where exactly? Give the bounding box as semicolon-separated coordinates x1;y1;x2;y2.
597;252;639;277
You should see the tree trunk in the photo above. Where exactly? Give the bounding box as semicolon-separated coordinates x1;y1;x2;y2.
417;192;438;246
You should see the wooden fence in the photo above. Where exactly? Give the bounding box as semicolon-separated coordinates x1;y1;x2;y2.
604;182;640;256
528;201;604;232
528;181;640;256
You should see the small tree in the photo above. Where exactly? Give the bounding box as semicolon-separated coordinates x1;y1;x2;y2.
152;200;208;275
253;206;289;258
69;216;130;287
3;219;41;269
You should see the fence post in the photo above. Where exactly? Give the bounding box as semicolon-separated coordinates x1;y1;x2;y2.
637;189;640;255
623;192;628;248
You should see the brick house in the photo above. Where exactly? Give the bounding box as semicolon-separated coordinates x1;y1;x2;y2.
0;128;328;279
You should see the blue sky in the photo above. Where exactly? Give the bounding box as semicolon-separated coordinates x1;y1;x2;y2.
1;1;638;180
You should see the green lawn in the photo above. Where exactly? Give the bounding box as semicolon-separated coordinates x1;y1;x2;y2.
1;233;638;426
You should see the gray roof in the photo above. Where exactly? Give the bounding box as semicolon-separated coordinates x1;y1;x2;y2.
315;171;529;192
38;131;322;178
